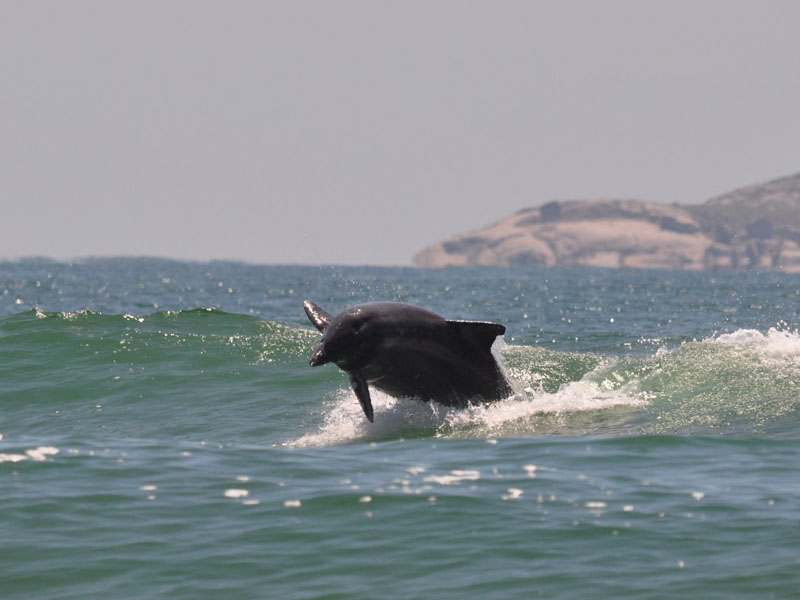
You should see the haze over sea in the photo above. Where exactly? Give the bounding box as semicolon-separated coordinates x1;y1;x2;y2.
1;258;799;599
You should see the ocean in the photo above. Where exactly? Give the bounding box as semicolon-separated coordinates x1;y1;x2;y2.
1;258;798;599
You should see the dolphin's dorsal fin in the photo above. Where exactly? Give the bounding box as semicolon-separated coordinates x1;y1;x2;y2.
447;320;506;350
349;372;374;423
303;300;333;332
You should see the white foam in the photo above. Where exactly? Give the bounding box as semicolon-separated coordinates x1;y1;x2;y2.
713;327;800;357
2;446;61;462
0;453;28;463
289;370;647;447
447;380;646;432
224;488;249;499
25;446;60;461
288;388;450;447
502;488;524;500
522;464;538;478
423;469;481;486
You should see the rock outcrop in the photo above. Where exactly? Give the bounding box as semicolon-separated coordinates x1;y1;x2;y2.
413;173;800;272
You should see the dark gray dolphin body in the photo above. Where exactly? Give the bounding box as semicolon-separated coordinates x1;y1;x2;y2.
303;300;512;422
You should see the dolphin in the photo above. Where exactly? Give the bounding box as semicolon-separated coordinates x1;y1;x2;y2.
303;300;512;422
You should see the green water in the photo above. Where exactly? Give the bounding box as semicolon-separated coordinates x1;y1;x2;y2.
1;259;799;598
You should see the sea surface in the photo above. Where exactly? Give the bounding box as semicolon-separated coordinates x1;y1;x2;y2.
1;258;799;599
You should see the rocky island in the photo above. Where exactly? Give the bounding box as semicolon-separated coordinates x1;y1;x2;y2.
413;172;800;272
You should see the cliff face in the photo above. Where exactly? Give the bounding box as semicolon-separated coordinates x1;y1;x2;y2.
413;173;800;272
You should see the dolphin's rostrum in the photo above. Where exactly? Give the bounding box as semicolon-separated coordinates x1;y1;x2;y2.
303;300;512;422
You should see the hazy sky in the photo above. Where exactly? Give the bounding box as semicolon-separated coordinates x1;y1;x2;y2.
2;1;800;265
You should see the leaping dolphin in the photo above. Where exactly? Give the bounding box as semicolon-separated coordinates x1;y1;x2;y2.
303;300;512;422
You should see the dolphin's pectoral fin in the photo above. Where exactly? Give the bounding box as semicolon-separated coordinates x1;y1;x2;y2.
349;372;374;423
446;320;506;351
303;300;333;332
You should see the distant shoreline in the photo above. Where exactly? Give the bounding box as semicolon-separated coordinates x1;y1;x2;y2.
414;172;800;273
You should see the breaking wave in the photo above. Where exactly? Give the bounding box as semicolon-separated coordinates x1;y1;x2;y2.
290;327;800;446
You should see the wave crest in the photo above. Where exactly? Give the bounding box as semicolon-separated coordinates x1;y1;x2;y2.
288;374;646;447
290;326;800;446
